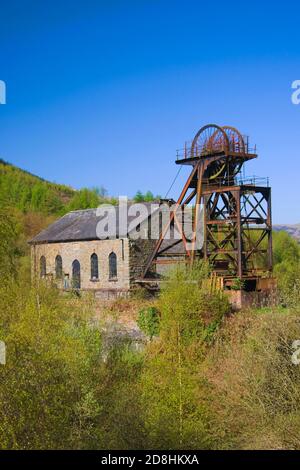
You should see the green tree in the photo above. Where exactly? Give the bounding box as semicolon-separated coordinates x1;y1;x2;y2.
133;190;161;203
66;188;101;211
30;183;48;211
133;190;144;202
0;209;22;279
0;282;103;449
137;307;160;339
97;344;147;449
273;230;300;265
141;262;230;449
144;191;154;202
273;231;300;306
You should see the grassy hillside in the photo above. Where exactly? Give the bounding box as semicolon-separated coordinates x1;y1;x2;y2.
0;263;300;449
0;158;76;214
0;158;112;217
0;159;118;266
1;160;300;450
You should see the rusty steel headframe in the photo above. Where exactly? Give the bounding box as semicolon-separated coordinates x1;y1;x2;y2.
142;124;272;287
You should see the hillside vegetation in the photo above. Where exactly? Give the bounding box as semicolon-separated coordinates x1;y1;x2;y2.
0;158;113;216
0;161;300;449
0;254;300;449
274;223;300;242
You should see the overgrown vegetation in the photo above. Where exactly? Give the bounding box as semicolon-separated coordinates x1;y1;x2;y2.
204;309;300;449
140;263;230;449
137;306;160;339
0;159;114;216
1;161;300;449
133;190;161;202
273;231;300;307
0;281;103;449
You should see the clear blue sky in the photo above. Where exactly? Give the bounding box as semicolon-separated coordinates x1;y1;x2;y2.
0;0;300;223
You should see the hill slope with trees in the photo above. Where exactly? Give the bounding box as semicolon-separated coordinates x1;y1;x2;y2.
0;161;300;450
0;158;111;216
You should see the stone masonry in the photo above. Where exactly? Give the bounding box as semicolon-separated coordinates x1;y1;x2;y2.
31;238;130;293
29;203;184;298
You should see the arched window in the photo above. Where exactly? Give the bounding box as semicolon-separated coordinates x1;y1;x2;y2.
109;252;117;279
90;253;99;280
55;255;63;279
40;256;46;278
72;259;81;289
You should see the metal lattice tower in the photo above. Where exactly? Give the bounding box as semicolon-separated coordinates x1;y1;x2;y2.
142;124;272;290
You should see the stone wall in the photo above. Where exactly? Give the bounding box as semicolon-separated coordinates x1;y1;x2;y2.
226;289;277;310
30;202;184;294
128;211;158;281
127;205;185;281
129;238;157;281
31;238;130;292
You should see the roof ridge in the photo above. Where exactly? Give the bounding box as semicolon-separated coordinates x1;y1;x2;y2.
67;208;97;213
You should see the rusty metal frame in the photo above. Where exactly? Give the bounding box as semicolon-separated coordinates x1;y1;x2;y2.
142;124;272;281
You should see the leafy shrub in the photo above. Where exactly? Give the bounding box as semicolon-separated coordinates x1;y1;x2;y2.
137;307;160;339
0;209;22;279
0;281;102;449
231;277;245;291
273;231;300;307
140;262;230;449
203;309;300;449
130;287;151;300
133;190;161;202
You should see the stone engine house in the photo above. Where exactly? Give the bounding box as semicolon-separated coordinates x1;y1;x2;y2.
30;122;274;308
29;202;182;298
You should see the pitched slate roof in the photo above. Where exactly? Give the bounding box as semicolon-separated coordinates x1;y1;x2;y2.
28;201;195;259
29;203;160;244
